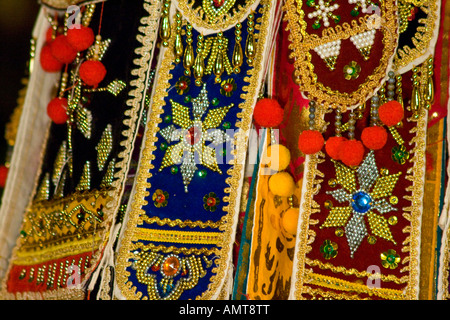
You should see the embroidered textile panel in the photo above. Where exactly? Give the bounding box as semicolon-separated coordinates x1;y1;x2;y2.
0;0;160;299
115;0;279;300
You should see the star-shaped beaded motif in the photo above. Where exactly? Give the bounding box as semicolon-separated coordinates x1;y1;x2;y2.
306;0;340;29
322;151;401;258
159;84;234;192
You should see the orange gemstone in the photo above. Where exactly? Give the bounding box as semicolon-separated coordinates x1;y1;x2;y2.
162;256;180;277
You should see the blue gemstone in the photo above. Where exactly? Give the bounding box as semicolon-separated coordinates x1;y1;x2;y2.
351;191;372;213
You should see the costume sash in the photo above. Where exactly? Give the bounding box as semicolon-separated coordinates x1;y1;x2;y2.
0;0;161;299
114;0;279;300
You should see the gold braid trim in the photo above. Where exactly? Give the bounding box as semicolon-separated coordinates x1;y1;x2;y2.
306;258;408;284
138;216;225;229
394;0;440;72
306;273;405;300
283;0;399;110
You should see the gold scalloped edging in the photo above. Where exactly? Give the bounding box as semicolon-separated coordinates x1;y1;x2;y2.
0;0;161;300
175;0;260;32
394;0;440;72
283;0;399;110
290;106;428;300
115;0;274;300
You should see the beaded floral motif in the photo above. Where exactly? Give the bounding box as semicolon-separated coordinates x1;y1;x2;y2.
132;250;212;300
323;151;401;257
159;84;234;192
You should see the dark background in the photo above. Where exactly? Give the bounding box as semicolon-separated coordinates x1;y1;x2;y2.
0;1;40;164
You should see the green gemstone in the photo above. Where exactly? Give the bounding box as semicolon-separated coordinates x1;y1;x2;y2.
197;169;207;178
222;121;231;130
351;9;360;16
334;15;341;23
160;142;168;151
212;98;220;106
306;0;315;7
170;166;178;174
20;230;27;237
164;115;172;123
221;148;226;156
312;21;321;30
184;95;191;103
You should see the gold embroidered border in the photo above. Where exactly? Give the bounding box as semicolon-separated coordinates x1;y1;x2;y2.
306;273;405;300
306;258;408;284
175;0;259;32
283;0;398;110
133;228;222;245
13;235;101;266
440;225;450;299
138;215;225;229
116;0;274;300
394;0;440;72
131;241;218;256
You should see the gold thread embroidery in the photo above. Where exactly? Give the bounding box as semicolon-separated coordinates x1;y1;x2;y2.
134;228;222;245
284;0;398;109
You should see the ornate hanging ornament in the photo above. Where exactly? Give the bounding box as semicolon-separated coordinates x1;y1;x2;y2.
0;1;161;299
114;0;280;300
284;0;399;110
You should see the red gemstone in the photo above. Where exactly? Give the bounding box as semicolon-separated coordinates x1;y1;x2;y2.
223;83;233;92
213;0;225;8
151;265;160;272
156;194;166;203
178;81;188;90
185;126;201;145
207;197;216;206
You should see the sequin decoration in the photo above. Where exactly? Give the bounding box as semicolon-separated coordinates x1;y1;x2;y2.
35;173;50;202
159;84;234;192
323;151;401;257
100;158;116;188
203;192;220;212
320;239;338;259
96;124;113;171
153;189;169;208
380;249;400;269
76;161;91;192
52;141;67;189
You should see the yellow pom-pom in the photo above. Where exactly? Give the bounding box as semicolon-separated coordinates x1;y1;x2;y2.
266;144;291;172
269;172;295;197
282;207;299;236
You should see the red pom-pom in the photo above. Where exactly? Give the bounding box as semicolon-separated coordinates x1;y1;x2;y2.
47;97;68;124
67;25;95;52
40;43;63;72
361;126;388;150
253;98;284;128
79;60;107;87
298;130;324;155
339;139;365;167
379;101;404;127
50;35;77;64
325;136;347;160
0;165;8;188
